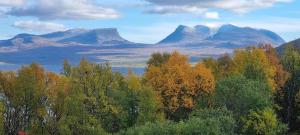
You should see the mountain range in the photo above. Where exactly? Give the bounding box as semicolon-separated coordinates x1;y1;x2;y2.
0;24;291;73
0;28;134;51
158;24;285;48
0;24;286;51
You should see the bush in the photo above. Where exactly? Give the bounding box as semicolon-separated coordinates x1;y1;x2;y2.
117;108;236;135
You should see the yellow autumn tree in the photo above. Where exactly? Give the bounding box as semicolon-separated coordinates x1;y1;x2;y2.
145;51;215;120
232;47;277;91
44;72;69;135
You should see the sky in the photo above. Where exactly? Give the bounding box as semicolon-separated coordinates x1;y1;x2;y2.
0;0;299;44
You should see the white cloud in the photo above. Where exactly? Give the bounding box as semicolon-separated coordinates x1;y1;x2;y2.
7;0;120;20
12;20;67;32
204;12;219;19
145;0;293;14
145;5;206;14
0;0;25;7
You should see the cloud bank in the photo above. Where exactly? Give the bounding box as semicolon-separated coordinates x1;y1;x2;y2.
0;0;25;7
12;20;67;32
7;0;120;20
145;0;292;14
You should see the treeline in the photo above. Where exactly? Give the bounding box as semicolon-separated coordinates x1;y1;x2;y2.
0;44;300;135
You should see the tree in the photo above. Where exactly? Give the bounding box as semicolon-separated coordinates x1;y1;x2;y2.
0;71;18;134
296;91;300;125
44;72;69;135
146;52;170;69
260;45;289;91
15;64;47;134
110;70;164;128
203;54;235;80
259;45;290;127
190;107;236;134
59;59;120;134
232;47;277;91
137;85;165;125
61;59;71;77
242;107;287;135
0;101;4;134
118;108;235;135
281;45;300;129
0;64;47;134
214;75;273;129
145;51;215;120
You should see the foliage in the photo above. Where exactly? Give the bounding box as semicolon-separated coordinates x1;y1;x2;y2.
44;72;69;135
118;107;235;135
136;85;165;125
214;75;273;126
145;51;215;120
242;107;287;135
189;107;236;134
110;70;164;129
280;45;300;129
60;59;120;134
0;49;298;134
203;54;235;80
146;52;170;68
61;59;72;77
232;47;277;91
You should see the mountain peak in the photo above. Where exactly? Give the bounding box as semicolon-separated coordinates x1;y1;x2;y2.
194;25;210;33
211;24;285;47
218;24;240;32
175;25;195;33
158;25;210;44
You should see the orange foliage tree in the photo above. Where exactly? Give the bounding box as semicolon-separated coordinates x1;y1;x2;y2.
145;51;215;120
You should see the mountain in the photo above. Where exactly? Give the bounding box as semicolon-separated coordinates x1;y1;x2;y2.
158;24;285;48
0;25;287;74
158;25;211;44
57;28;131;45
210;24;285;47
276;38;300;54
0;28;133;51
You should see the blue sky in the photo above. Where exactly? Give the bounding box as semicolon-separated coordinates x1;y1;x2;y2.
0;0;299;44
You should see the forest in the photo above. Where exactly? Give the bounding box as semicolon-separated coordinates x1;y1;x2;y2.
0;44;300;135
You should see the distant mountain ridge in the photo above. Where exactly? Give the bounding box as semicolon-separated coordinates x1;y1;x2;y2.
0;24;286;50
0;25;291;73
276;38;300;54
0;28;132;50
159;24;285;48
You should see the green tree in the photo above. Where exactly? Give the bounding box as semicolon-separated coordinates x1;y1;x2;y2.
214;75;273;129
110;70;164;128
118;108;235;135
59;59;120;134
61;59;71;77
136;85;165;125
0;101;4;134
242;107;287;135
203;54;235;80
281;45;300;129
146;52;170;69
